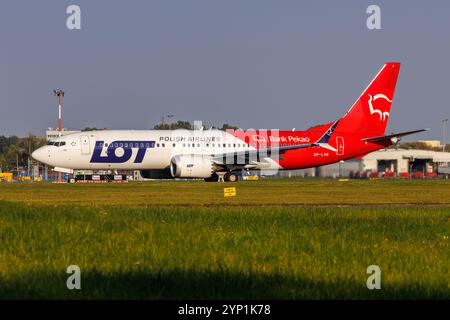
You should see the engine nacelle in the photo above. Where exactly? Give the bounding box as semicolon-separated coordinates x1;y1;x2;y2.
170;155;215;178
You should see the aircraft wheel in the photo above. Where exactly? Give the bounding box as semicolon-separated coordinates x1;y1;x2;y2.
225;172;238;182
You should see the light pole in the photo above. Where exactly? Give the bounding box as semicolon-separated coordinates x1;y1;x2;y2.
443;119;448;152
53;89;65;183
53;89;65;133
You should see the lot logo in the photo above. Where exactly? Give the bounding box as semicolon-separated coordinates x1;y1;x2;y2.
368;93;391;121
90;141;155;163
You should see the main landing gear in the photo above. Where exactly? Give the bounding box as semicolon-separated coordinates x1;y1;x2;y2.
224;172;238;182
204;172;239;182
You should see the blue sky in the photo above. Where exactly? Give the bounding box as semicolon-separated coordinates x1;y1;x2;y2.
1;0;449;140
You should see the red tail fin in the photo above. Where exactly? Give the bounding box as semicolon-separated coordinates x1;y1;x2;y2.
337;62;400;136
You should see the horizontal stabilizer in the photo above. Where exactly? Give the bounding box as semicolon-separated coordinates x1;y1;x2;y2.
362;129;429;143
315;143;337;152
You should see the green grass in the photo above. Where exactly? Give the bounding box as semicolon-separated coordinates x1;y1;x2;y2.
1;178;450;207
0;179;449;299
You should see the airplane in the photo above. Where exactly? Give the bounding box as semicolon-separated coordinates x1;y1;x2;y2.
32;62;427;182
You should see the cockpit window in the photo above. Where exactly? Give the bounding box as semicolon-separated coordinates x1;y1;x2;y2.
47;141;66;147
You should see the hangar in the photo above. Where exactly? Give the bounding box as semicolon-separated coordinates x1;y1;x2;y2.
354;149;450;178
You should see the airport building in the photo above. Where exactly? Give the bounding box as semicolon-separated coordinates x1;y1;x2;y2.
281;148;450;178
46;128;80;141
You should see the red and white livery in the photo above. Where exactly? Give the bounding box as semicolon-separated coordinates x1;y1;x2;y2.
32;62;426;182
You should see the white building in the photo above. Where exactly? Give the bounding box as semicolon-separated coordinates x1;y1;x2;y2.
46;128;81;141
357;148;450;175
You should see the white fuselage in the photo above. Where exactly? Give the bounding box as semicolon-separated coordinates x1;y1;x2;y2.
32;129;256;170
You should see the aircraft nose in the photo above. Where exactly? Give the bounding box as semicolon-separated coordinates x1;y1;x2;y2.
31;147;47;163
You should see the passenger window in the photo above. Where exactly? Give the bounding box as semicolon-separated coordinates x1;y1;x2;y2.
156;143;160;147
173;143;176;147
162;143;165;147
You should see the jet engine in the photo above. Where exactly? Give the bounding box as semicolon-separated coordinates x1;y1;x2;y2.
170;155;215;178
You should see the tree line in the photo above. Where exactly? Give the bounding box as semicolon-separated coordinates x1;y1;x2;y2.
0;134;47;172
393;141;449;152
81;122;239;131
153;121;238;131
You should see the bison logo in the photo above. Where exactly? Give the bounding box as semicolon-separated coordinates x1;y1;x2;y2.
368;94;392;121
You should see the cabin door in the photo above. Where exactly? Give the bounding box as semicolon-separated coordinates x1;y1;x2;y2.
80;135;90;155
